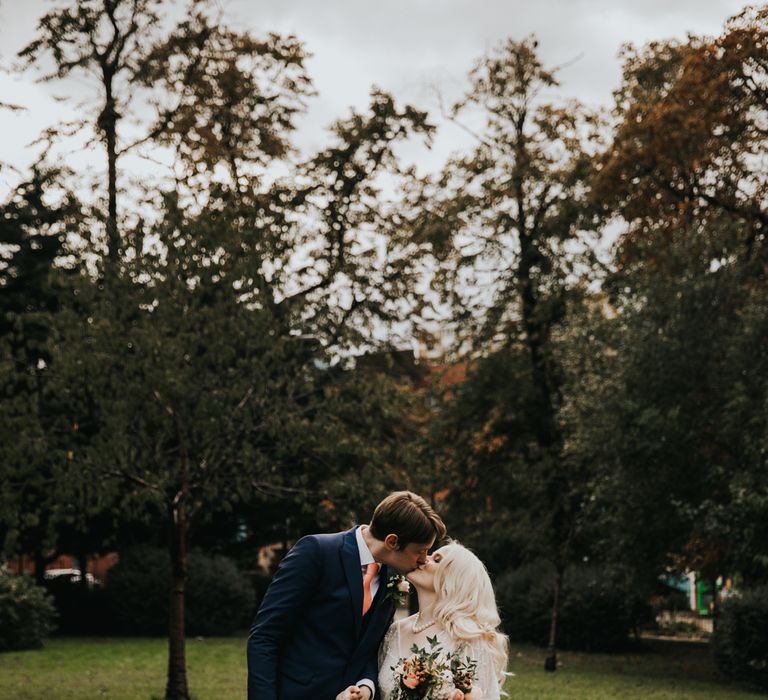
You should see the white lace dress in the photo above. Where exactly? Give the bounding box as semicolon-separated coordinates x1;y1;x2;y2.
377;615;501;700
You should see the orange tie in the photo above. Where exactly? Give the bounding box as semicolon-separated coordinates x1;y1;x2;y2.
362;563;380;616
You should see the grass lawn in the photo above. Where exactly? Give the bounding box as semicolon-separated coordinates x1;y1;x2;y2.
506;638;764;699
0;636;763;699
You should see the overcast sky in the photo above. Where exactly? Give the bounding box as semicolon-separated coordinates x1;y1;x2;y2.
0;0;750;198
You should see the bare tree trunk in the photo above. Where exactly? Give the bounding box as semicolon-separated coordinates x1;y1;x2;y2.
517;192;565;675
106;119;119;266
165;493;190;700
98;87;120;270
517;229;561;448
545;567;563;672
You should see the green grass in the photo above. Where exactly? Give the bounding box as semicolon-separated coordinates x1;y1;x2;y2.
0;637;240;700
0;636;762;699
506;639;763;699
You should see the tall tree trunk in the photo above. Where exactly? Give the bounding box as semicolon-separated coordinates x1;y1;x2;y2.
165;494;190;700
514;138;567;675
97;74;119;271
517;230;559;448
545;567;563;672
106;116;118;267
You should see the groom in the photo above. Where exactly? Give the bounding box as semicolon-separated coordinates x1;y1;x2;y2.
247;491;446;700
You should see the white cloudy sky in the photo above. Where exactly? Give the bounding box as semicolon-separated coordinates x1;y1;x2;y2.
0;0;751;198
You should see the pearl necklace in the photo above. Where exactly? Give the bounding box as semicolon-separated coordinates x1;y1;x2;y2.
412;614;435;633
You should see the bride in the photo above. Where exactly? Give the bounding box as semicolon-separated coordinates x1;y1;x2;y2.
378;542;509;700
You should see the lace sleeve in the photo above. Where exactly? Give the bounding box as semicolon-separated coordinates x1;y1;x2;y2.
377;620;401;700
467;640;502;700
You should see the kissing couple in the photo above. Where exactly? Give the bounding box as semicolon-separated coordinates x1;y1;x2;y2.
247;491;508;699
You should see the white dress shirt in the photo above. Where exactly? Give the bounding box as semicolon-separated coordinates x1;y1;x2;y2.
356;524;381;599
354;525;381;698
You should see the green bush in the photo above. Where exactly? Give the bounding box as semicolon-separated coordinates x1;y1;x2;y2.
106;546;255;636
558;567;637;651
185;553;255;636
105;546;168;635
495;559;554;647
43;576;111;635
0;570;57;651
496;560;637;652
713;586;768;689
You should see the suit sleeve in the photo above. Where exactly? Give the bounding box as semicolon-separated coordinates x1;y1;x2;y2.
247;536;322;700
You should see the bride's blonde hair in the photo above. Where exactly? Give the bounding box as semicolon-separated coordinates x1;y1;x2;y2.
432;542;509;687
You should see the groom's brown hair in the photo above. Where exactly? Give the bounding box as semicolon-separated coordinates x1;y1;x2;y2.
369;491;446;549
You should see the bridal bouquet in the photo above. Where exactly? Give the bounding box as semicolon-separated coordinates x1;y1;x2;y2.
390;637;476;699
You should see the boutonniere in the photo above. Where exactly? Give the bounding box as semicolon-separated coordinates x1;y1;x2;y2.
385;573;411;607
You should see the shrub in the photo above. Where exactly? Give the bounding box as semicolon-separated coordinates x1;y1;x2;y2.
558;567;636;651
496;560;637;652
105;546;168;635
185;553;255;636
43;575;111;635
106;546;255;636
495;559;554;647
713;585;768;689
0;570;57;651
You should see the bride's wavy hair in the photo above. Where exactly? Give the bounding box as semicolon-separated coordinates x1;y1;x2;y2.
432;542;509;687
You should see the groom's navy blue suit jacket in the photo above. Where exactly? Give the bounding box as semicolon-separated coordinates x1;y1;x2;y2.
247;527;394;700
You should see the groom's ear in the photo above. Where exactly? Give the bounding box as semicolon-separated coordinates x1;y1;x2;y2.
383;533;399;551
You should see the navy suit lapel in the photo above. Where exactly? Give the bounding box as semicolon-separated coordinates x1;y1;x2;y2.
341;528;364;637
371;563;388;610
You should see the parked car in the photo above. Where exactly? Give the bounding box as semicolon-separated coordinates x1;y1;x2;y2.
43;568;100;588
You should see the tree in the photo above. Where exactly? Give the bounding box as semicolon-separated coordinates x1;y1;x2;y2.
135;11;313;192
586;5;768;592
18;0;165;269
0;166;90;581
54;197;331;698
17;1;434;694
41;69;432;700
577;220;768;591
16;0;314;274
413;37;605;670
596;5;767;268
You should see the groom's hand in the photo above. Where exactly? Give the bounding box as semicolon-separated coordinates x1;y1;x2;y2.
336;685;372;700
